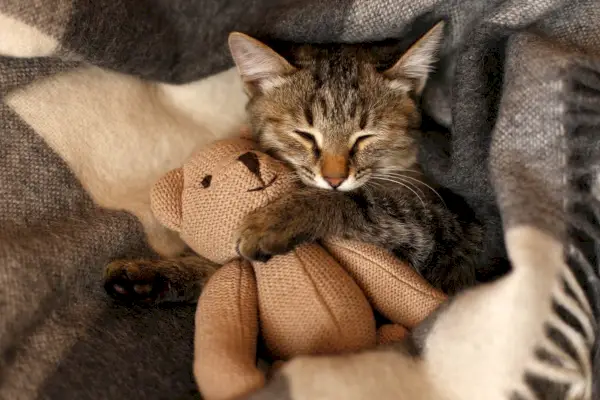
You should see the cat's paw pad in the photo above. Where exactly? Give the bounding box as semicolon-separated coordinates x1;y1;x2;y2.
104;260;170;304
236;215;309;262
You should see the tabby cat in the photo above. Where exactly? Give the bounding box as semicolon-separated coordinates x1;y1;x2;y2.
105;22;502;303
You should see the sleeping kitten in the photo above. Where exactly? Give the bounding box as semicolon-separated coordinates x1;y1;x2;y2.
104;22;505;303
230;22;504;295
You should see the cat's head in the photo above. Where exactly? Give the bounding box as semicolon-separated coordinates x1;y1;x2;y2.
228;22;445;191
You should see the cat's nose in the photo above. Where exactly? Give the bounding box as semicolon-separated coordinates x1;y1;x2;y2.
321;153;349;189
323;176;345;188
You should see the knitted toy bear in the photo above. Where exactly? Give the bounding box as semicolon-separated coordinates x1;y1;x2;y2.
150;137;446;400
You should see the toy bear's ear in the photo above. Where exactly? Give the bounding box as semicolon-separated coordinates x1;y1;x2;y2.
151;168;184;232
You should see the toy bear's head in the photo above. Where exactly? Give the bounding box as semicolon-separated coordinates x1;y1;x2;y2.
151;138;298;264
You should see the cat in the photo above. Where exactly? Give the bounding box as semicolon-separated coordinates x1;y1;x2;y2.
105;21;508;303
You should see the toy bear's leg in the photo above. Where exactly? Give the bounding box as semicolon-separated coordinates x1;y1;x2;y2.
194;259;264;400
104;253;219;304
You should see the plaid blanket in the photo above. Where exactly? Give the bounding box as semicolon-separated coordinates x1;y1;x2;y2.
0;1;598;399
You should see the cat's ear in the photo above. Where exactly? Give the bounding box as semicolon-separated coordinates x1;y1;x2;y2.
383;21;445;96
228;32;296;96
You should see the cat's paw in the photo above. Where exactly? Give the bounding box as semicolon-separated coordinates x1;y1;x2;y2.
104;260;171;304
236;209;310;262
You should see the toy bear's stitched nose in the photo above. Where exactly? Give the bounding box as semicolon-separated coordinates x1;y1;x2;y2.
238;152;260;176
238;152;276;191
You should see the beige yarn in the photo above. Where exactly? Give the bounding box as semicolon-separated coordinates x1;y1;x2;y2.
194;260;264;400
151;168;184;232
254;243;376;359
324;238;447;328
377;324;409;345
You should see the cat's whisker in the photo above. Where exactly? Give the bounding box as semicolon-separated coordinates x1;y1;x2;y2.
387;173;441;197
363;181;388;199
377;172;447;208
380;167;442;193
373;172;425;195
371;177;426;208
372;176;426;208
374;173;426;198
380;166;423;175
364;180;384;192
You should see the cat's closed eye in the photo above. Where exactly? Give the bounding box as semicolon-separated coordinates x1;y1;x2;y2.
350;134;374;156
293;129;317;145
293;129;321;158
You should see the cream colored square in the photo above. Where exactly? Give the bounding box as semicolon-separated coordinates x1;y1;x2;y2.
6;66;248;255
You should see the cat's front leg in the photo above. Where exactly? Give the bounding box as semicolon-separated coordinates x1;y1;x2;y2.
236;188;345;262
104;254;219;304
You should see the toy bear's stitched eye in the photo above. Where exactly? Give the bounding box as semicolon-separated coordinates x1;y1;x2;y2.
201;175;212;188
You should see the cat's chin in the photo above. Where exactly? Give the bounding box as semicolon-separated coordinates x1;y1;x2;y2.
336;176;364;192
304;175;365;192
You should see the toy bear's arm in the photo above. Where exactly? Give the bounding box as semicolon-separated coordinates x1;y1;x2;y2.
323;238;447;328
194;260;264;400
150;168;185;232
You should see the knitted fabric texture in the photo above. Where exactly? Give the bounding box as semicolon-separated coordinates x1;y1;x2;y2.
324;238;446;328
150;168;184;232
377;324;409;345
253;243;376;359
194;260;264;400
